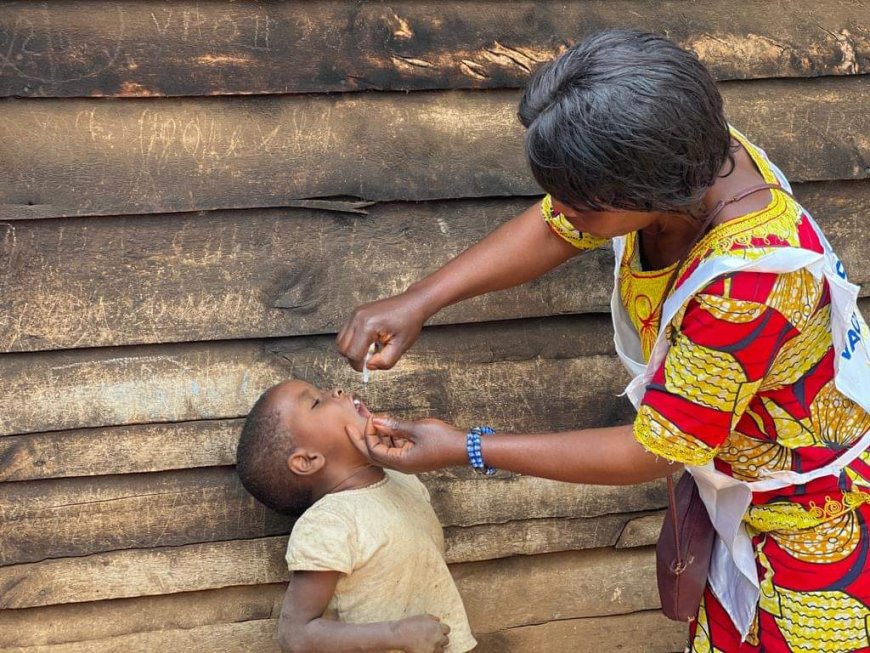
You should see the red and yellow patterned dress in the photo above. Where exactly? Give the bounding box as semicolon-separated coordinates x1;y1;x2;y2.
542;132;870;652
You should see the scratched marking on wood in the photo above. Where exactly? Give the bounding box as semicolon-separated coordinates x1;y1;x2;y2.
0;183;866;352
0;1;867;97
0;198;614;352
1;78;868;218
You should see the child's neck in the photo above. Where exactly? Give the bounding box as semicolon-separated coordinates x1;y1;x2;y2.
315;464;386;500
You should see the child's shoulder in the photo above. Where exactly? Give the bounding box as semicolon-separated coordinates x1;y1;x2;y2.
292;500;354;538
285;502;358;574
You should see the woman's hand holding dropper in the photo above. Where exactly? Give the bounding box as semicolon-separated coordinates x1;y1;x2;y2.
336;200;579;372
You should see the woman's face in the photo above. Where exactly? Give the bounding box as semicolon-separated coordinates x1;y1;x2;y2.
550;198;662;239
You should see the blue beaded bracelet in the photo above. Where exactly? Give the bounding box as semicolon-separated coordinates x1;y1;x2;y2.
466;426;496;475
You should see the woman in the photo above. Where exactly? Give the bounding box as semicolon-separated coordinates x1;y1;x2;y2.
337;31;870;652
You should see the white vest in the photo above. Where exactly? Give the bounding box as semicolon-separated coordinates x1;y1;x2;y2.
611;146;870;639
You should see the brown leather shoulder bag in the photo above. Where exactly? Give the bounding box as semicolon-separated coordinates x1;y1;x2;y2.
656;472;715;621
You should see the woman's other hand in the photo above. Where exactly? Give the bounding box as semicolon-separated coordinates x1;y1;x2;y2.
336;292;429;372
346;416;466;473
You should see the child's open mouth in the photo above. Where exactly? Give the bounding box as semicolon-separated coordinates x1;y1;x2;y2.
352;394;371;419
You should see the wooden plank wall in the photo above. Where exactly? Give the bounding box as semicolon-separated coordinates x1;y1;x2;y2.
0;2;867;651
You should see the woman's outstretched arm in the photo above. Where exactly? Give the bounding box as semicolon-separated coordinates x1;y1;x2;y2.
337;200;582;371
348;417;678;486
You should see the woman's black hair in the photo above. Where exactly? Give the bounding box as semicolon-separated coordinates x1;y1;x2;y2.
518;30;734;214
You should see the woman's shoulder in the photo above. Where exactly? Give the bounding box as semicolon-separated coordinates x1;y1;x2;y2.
541;194;611;251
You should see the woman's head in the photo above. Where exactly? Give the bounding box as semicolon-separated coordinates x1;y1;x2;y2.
519;30;732;217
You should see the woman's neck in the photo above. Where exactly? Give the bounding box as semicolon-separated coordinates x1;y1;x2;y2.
700;139;771;224
639;212;702;269
640;138;770;269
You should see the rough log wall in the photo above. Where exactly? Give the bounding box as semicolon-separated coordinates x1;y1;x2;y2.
1;1;867;651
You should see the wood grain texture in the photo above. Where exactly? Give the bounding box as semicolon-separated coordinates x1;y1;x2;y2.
616;512;667;549
2;181;867;353
1;540;662;623
458;547;662;633
0;419;243;481
9;610;687;653
3;294;868;440
2;574;676;649
0;197;613;353
1;1;867;98
444;511;661;563
2;77;868;218
8;619;281;653
474;610;687;653
0;314;633;436
0;512;663;609
0;465;665;566
0;584;285;649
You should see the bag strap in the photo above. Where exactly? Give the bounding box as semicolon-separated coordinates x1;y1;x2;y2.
666;473;686;573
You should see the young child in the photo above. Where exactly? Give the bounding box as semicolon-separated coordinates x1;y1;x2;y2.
236;379;476;653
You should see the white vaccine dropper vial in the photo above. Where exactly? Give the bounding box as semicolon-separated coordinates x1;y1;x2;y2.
362;342;377;384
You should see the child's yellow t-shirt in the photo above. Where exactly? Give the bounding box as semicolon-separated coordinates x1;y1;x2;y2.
285;470;477;652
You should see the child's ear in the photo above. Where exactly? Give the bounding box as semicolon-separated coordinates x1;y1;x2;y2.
287;449;325;476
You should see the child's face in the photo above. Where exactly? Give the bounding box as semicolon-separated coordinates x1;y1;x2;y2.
271;379;372;458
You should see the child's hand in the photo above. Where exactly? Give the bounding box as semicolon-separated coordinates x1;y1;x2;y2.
395;614;450;653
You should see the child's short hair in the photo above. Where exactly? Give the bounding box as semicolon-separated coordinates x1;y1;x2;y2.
518;29;733;215
236;389;313;516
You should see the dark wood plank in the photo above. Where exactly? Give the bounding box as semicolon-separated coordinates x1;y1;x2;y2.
0;339;280;436
445;511;661;563
616;513;666;549
474;610;686;653
0;419;242;481
1;541;662;624
9;620;281;653
2;181;867;353
0;584;286;649
0;197;611;352
2;575;678;650
456;547;659;634
0;467;292;567
2;77;867;218
0;314;631;436
1;1;867;98
0;512;663;609
0;461;665;565
9;610;686;653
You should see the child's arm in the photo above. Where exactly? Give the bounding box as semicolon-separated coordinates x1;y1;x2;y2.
277;570;451;653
